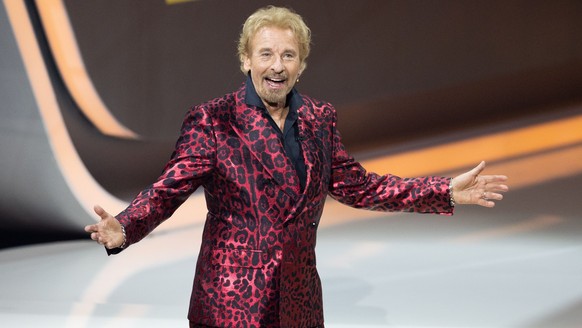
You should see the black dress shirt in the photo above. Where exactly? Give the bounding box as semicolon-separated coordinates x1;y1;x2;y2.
244;76;307;191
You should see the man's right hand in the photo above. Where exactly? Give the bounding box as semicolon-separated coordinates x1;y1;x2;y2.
84;205;125;249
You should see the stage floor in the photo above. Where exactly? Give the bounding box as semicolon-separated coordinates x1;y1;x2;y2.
2;177;581;327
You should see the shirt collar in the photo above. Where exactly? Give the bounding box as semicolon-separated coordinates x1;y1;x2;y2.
244;74;304;113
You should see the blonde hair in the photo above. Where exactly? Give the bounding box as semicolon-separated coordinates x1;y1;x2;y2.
237;6;311;74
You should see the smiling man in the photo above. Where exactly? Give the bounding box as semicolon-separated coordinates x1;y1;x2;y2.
85;6;508;328
245;26;302;109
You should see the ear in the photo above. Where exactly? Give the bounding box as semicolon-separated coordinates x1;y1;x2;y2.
299;62;306;76
242;54;251;72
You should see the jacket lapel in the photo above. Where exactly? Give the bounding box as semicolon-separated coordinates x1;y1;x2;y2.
230;90;301;201
282;103;327;223
296;106;318;192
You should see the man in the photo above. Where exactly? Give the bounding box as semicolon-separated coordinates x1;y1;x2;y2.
85;6;508;328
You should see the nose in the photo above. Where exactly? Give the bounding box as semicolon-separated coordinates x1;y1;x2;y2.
271;56;285;73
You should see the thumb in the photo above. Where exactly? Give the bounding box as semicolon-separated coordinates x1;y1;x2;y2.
468;160;486;177
93;204;112;221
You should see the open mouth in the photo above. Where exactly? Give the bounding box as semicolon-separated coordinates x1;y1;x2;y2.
265;77;287;88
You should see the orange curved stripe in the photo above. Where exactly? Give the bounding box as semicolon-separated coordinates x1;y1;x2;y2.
35;0;139;139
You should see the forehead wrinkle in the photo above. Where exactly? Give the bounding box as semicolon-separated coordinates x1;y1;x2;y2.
251;27;298;51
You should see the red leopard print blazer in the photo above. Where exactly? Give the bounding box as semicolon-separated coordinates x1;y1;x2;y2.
114;82;454;327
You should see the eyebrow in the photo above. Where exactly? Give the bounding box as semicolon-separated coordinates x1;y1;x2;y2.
256;47;297;55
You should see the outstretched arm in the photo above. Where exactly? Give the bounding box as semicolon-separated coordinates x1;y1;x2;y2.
84;205;125;249
451;161;509;208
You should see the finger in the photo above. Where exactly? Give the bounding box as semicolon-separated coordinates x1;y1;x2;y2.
487;184;509;193
483;192;504;201
96;235;109;246
481;175;509;184
104;241;116;249
477;190;505;207
477;197;496;208
482;180;509;192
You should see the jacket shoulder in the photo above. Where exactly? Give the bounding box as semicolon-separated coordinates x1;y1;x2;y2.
182;88;240;123
197;90;238;112
300;94;332;108
300;94;337;121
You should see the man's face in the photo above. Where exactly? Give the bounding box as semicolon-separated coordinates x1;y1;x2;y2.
243;26;303;108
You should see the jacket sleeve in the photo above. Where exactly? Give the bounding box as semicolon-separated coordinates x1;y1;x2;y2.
327;110;453;215
109;105;216;253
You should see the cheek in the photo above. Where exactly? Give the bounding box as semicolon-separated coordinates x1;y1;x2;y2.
251;70;263;83
288;65;301;80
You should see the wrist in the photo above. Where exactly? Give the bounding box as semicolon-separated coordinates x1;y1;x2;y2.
119;224;127;249
449;178;456;207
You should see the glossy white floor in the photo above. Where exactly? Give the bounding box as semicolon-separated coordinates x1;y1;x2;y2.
2;116;582;328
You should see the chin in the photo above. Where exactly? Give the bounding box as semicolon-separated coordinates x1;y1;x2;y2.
260;91;287;105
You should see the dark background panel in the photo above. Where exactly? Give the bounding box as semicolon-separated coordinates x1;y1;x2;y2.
2;0;582;248
63;0;582;151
